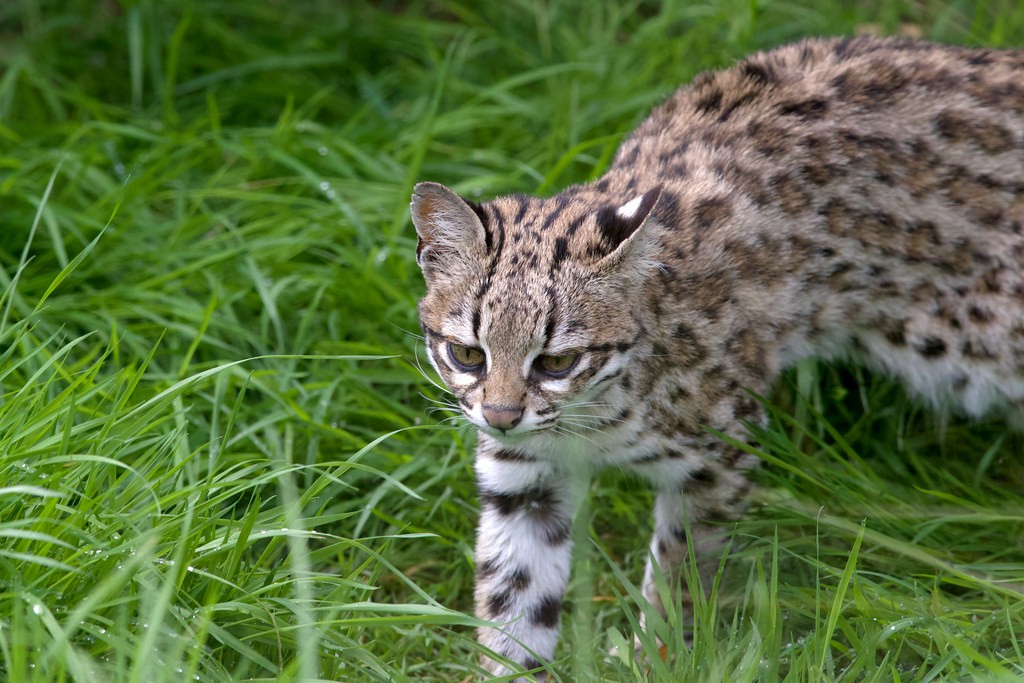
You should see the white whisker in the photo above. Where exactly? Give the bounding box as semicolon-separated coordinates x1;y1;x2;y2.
427;406;461;417
391;321;425;341
411;344;451;395
559;400;612;410
420;392;460;408
550;424;598;446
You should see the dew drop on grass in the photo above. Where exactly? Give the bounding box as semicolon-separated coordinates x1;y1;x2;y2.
319;181;337;199
318;146;328;156
32;604;43;616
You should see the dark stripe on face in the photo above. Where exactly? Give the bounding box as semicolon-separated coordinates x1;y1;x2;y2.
471;307;482;342
571;358;608;386
543;313;557;350
419;321;443;339
587;339;636;354
594;368;623;385
470;206;507;339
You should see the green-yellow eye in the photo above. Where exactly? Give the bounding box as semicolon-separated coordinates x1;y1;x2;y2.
447;342;486;371
535;353;580;378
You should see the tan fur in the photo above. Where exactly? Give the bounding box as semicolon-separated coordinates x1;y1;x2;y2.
412;37;1024;679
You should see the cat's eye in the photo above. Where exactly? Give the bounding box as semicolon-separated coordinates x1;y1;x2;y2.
447;342;486;372
535;353;580;378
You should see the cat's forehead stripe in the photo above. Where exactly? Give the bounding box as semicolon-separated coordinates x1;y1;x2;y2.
468;203;508;342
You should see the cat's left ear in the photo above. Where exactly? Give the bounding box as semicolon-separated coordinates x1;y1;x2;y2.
410;182;491;269
593;185;662;271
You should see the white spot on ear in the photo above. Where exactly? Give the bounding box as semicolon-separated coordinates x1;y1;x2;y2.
616;194;645;219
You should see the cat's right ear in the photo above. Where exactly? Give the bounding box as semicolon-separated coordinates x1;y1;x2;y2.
410;182;490;269
593;185;662;274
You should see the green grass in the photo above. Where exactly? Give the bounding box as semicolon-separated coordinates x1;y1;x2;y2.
1;0;1022;680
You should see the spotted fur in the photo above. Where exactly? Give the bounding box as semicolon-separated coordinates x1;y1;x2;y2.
411;36;1024;679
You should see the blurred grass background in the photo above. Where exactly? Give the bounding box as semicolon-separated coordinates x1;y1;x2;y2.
0;0;1022;680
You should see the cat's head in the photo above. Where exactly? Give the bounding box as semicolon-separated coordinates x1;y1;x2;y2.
411;181;662;442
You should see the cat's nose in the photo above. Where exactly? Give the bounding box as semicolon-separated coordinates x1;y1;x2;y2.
481;405;524;430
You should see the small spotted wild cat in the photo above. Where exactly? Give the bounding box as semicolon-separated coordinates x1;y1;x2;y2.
411;36;1024;678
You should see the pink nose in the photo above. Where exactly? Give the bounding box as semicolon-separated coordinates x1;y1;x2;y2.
481;405;523;430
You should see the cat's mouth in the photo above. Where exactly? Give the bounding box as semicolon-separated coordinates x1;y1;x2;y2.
475;422;541;442
472;414;559;443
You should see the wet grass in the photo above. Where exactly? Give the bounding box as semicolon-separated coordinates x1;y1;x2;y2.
1;0;1022;680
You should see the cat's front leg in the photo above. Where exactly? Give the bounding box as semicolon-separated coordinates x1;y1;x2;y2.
637;443;756;644
473;445;574;680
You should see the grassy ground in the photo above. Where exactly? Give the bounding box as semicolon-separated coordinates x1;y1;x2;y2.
1;0;1022;681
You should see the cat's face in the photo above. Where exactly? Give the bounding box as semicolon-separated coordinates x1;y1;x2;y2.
411;182;660;441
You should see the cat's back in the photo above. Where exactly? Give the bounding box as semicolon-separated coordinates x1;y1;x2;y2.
611;37;1024;207
611;35;1024;287
623;36;1024;152
608;37;1024;426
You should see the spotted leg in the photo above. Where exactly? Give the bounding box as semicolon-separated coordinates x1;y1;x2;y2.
473;447;574;680
639;447;755;645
